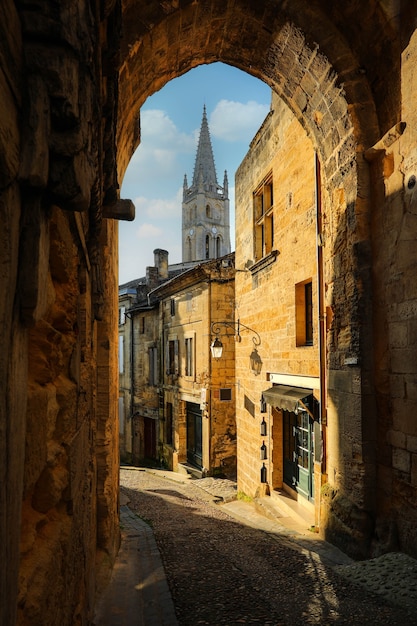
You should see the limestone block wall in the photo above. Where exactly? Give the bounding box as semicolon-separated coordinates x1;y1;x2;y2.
0;1;121;623
235;95;319;498
209;275;237;476
362;28;417;556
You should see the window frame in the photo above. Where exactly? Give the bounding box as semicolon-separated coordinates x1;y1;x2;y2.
148;346;158;386
295;279;314;347
166;337;179;376
253;172;274;262
184;333;196;380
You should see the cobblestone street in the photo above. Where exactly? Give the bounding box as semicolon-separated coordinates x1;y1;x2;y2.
119;467;416;626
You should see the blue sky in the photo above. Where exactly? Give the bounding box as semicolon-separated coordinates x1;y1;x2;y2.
119;62;271;285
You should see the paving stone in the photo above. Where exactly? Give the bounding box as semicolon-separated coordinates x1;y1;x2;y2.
94;467;417;625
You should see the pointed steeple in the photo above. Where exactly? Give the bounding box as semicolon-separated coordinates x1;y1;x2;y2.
181;105;231;263
223;170;229;199
192;105;218;188
183;173;188;201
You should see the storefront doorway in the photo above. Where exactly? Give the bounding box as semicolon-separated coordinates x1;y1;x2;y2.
263;384;317;503
283;409;314;501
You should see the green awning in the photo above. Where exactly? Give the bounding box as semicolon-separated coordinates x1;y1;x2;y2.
262;385;312;413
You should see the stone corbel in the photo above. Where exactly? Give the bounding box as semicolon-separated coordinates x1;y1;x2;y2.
102;198;135;221
364;122;406;161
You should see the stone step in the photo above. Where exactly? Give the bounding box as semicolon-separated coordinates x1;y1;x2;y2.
254;490;315;531
178;462;204;479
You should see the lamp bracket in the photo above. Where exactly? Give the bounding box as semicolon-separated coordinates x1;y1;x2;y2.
210;319;261;347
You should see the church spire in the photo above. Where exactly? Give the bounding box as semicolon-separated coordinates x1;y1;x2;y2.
181;105;231;263
192;105;218;188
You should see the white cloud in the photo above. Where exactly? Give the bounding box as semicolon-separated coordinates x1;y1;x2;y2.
133;187;182;220
136;223;162;239
209;99;270;142
121;110;195;194
140;109;194;150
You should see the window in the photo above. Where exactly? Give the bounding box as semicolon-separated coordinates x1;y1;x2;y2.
119;306;126;325
253;173;274;261
296;280;313;346
305;282;313;344
170;299;175;316
185;336;194;378
166;402;173;445
213;388;232;401
205;234;210;259
216;236;221;258
118;336;124;373
166;339;179;376
148;347;158;386
220;388;232;401
206;204;211;217
140;316;145;334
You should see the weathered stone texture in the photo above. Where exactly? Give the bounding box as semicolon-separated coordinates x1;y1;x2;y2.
235;94;319;499
1;1;417;623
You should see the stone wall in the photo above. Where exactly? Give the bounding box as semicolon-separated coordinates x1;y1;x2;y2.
235;94;319;499
0;1;121;623
157;260;237;477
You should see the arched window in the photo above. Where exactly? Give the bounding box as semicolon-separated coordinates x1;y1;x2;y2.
205;234;210;259
187;237;192;261
206;204;211;217
216;236;221;258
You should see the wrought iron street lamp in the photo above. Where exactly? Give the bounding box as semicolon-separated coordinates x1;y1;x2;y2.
210;319;262;375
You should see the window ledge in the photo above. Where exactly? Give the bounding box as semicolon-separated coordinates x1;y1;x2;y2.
249;250;279;275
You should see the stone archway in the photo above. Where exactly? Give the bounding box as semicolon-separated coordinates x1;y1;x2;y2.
116;0;385;550
1;1;416;624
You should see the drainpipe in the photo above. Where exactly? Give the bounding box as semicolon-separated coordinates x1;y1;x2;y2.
315;154;327;428
315;153;327;525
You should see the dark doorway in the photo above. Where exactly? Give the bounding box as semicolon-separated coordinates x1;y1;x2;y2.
144;416;156;460
186;402;202;468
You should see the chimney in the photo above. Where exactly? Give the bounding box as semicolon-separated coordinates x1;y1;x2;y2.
146;266;159;291
153;249;169;280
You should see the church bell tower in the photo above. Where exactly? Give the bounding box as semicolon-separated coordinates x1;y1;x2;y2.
182;106;231;262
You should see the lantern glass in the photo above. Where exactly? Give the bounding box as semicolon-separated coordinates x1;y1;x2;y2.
249;348;262;375
210;337;223;359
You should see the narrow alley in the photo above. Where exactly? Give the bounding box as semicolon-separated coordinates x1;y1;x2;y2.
94;468;417;626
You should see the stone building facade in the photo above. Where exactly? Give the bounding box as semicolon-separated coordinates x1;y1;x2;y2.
2;1;417;624
118;250;197;464
119;250;237;478
152;255;237;478
234;92;321;522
